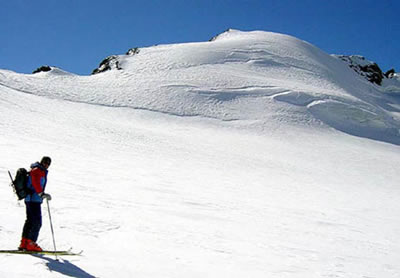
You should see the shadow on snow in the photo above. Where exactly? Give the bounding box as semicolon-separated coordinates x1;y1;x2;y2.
33;254;97;278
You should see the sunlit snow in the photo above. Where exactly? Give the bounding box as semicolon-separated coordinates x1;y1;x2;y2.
0;30;399;278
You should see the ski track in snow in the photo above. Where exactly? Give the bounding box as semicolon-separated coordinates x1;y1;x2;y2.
0;30;400;277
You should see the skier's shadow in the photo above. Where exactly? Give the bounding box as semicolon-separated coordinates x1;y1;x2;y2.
32;254;97;278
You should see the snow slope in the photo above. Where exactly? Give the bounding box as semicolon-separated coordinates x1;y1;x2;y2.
1;29;400;144
0;30;399;277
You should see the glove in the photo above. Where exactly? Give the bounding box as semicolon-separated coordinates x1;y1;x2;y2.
39;192;52;201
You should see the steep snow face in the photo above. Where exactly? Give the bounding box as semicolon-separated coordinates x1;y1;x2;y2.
0;30;399;144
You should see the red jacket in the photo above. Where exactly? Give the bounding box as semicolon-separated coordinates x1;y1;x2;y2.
25;162;48;203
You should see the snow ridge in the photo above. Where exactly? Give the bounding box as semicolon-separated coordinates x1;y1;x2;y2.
0;30;399;144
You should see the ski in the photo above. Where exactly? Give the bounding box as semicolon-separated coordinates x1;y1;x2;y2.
0;249;82;256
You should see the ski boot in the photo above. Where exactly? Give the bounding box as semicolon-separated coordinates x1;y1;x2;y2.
18;237;28;250
25;239;43;252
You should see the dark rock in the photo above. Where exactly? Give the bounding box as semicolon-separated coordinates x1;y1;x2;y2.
126;47;140;56
385;69;396;78
32;65;52;74
209;29;234;42
92;55;122;75
92;47;141;75
359;63;384;85
336;55;385;85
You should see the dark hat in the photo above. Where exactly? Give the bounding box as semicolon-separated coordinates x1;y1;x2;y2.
40;156;52;166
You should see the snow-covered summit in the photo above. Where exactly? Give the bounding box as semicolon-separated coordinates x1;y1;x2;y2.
0;30;399;144
209;28;245;41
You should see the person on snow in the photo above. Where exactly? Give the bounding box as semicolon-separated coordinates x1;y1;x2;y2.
18;156;52;251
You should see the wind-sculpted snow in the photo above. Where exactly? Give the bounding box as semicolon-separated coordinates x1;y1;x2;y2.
0;30;399;144
308;100;400;145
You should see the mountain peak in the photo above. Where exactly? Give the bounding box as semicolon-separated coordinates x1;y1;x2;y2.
2;30;399;145
209;28;241;41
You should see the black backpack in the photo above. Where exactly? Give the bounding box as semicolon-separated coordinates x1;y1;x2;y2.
8;168;30;200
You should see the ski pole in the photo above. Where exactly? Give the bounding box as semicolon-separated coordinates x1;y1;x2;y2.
46;198;58;260
7;171;13;183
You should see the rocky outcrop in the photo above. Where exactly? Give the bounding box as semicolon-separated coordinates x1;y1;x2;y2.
92;47;140;75
209;29;235;42
32;65;52;74
385;69;395;78
335;55;396;86
92;56;121;75
126;47;140;56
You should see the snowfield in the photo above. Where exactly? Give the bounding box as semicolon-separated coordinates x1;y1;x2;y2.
0;30;399;277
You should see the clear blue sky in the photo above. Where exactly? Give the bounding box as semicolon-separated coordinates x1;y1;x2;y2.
1;0;399;75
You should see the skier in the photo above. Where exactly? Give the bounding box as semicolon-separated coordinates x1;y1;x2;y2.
18;156;52;251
